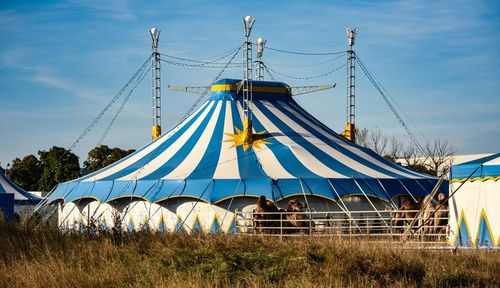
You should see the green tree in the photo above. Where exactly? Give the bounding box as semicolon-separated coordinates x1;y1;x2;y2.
39;146;81;192
84;145;135;173
9;155;42;191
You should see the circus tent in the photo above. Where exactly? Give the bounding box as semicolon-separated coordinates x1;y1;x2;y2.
449;153;500;247
47;79;446;233
0;171;42;204
0;171;42;221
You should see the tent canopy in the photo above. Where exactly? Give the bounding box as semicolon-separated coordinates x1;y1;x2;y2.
0;171;42;204
48;79;446;204
451;153;500;181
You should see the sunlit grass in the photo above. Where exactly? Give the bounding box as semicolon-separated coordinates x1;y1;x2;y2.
0;224;499;287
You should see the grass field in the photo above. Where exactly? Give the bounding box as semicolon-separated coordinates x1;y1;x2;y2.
0;224;499;288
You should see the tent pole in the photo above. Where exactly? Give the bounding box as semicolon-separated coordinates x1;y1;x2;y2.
353;179;389;227
376;178;398;210
397;178;418;203
327;179;362;232
220;180;242;232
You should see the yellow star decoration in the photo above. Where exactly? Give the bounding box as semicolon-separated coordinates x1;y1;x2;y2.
223;119;272;151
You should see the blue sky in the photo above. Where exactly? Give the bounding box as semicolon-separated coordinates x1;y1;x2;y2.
0;0;499;166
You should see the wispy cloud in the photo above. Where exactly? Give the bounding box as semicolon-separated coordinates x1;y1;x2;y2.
30;73;111;102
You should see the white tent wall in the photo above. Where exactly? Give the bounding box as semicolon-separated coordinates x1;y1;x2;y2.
449;180;500;247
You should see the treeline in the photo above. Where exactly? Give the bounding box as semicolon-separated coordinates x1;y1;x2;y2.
356;127;456;176
2;145;135;192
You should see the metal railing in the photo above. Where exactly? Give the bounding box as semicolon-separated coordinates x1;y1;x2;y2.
235;209;449;243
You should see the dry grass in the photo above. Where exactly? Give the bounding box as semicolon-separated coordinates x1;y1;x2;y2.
0;224;499;288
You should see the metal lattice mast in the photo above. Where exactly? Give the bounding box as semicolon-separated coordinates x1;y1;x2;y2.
242;16;255;122
150;28;161;140
344;27;357;143
256;37;266;81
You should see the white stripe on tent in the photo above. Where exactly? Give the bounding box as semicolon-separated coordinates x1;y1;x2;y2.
252;103;346;178
235;102;294;179
213;102;240;179
281;101;421;179
119;101;216;180
484;156;500;165
264;101;393;179
83;101;211;182
163;102;223;179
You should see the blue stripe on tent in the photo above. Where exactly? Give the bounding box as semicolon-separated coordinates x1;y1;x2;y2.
141;103;220;179
188;101;227;179
47;183;68;201
88;180;115;202
285;100;431;179
287;100;433;180
274;101;419;180
281;178;338;200
242;179;273;200
191;217;203;233
271;180;284;200
328;179;361;198
104;180;159;202
477;213;494;247
150;180;185;202
255;101;371;179
456;215;471;246
210;179;244;203
168;179;213;201
65;181;96;202
231;100;269;179
250;109;321;179
301;179;336;200
94;102;214;181
451;153;500;179
287;100;354;145
210;217;221;234
274;179;308;199
176;217;186;234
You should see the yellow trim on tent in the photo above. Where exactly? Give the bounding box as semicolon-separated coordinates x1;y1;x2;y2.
474;208;497;247
451;210;472;246
450;176;500;183
106;195;150;203
211;84;289;94
154;195;211;204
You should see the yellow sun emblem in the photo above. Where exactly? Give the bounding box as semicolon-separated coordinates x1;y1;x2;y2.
223;119;272;151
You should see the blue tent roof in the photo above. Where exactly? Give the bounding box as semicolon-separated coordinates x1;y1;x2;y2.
48;79;446;204
0;171;42;204
451;153;500;181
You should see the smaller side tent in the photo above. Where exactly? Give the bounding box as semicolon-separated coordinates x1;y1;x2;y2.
0;171;42;204
449;153;500;247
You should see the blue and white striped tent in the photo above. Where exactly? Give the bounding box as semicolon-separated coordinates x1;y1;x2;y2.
0;171;41;204
48;79;446;233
